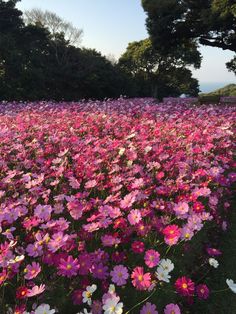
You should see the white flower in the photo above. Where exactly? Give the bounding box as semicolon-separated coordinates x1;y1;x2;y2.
118;148;125;156
226;279;236;293
108;284;116;294
209;258;219;268
34;304;56;314
155;268;171;283
103;295;123;314
158;259;174;273
82;284;97;305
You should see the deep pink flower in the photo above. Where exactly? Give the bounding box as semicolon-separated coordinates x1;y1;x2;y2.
144;249;160;268
196;284;210;300
57;255;80;277
131;266;151;291
175;276;195;296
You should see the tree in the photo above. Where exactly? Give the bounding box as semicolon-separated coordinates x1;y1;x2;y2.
142;0;236;72
226;55;236;74
24;8;83;47
119;39;199;99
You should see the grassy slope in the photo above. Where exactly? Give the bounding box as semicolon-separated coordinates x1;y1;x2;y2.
200;84;236;97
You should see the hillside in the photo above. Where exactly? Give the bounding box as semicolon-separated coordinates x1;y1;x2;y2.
200;84;236;96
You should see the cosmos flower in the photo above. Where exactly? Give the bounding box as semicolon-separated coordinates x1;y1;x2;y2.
164;303;181;314
140;302;158;314
57;255;80;277
175;277;195;296
103;295;123;314
144;249;160;268
226;279;236;293
82;284;97;305
110;264;129;286
131;267;151;291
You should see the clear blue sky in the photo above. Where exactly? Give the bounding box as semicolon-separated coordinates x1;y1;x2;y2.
17;0;235;87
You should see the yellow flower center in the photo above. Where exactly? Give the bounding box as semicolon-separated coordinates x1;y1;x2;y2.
67;264;72;270
138;275;143;281
182;283;188;289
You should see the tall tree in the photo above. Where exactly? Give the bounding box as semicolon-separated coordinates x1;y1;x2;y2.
24;8;83;47
119;39;199;99
142;0;236;72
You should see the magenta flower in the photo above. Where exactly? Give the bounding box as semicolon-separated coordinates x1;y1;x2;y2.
110;264;129;286
144;249;160;268
92;263;109;280
57;255;80;277
140;302;158;314
196;284;210;300
24;262;41;280
164;303;181;314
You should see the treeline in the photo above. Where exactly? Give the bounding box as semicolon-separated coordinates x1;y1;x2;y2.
0;0;200;101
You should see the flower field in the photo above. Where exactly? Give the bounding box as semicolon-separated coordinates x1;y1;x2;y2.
0;99;235;314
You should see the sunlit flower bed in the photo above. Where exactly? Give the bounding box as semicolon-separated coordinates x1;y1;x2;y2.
0;99;235;314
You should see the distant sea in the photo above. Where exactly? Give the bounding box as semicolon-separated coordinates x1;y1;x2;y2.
199;82;235;93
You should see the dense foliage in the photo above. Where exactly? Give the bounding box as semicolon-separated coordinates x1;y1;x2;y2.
0;99;235;314
0;0;133;101
118;39;199;99
142;0;236;73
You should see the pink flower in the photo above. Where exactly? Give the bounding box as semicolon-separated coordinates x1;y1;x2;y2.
175;276;195;296
140;302;158;314
48;232;69;253
27;284;45;297
34;204;52;221
144;249;160;268
85;179;97;189
128;209;142;225
196;284;209;300
101;234;121;247
164;303;181;314
173;202;189;216
57;255;80;277
110;264;129;286
24;262;41;280
131;266;151;291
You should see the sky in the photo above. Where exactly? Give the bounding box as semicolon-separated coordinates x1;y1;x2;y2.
17;0;235;90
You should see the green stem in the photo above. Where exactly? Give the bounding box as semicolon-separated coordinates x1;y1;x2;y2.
125;289;157;314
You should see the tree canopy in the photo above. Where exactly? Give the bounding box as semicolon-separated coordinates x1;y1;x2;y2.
119;39;199;99
142;0;236;73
